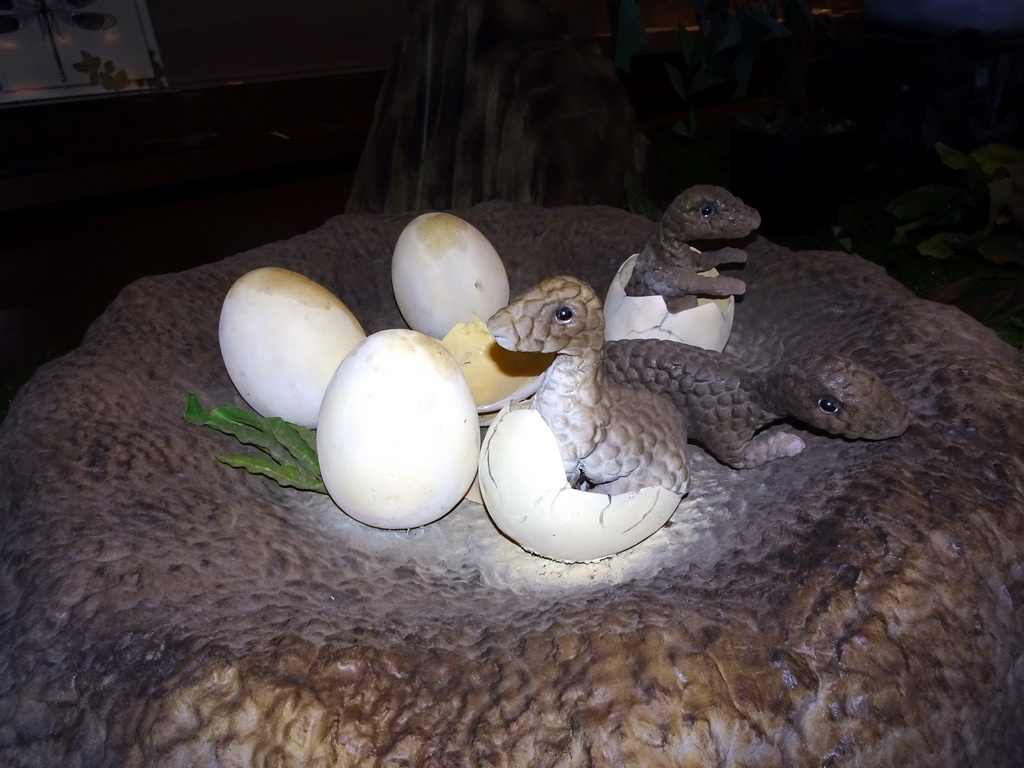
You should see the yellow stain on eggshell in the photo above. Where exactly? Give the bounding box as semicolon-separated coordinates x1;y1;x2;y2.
416;212;470;256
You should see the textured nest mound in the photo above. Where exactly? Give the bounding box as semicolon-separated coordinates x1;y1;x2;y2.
1;201;1022;767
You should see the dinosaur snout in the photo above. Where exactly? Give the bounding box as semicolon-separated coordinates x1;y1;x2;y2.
486;309;519;351
859;398;912;440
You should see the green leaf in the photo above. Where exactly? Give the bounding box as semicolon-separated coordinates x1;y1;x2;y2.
670;110;699;138
184;394;292;465
261;416;321;478
1006;183;1024;229
183;393;327;494
979;176;1015;237
678;23;699;68
688;69;726;96
217;454;327;494
916;231;961;258
664;61;689;101
971;143;1024;176
832;226;853;252
613;0;648;72
730;46;756;99
885;185;961;221
964;159;992;201
714;14;743;52
935;142;971;171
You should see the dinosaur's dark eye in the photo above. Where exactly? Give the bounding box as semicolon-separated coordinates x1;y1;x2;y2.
699;203;716;218
555;305;574;324
818;397;840;414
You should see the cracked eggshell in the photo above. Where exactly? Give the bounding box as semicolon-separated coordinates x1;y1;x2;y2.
219;266;366;429
439;317;554;422
604;253;734;352
392;212;510;339
317;328;480;529
478;403;682;562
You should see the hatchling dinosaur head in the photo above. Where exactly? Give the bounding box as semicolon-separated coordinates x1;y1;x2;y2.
487;276;604;354
771;354;912;440
660;184;762;243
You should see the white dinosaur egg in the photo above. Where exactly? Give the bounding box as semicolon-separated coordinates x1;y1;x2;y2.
478;403;682;562
317;329;480;529
392;212;510;339
439;317;554;423
219;267;366;429
603;253;734;351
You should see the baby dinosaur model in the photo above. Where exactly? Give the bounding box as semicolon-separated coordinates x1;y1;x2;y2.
626;184;761;312
487;275;690;496
603;338;911;469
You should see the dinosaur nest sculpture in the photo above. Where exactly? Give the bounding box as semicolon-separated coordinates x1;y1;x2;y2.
1;200;1022;766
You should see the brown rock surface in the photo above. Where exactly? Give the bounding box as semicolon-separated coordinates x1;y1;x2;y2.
1;200;1022;766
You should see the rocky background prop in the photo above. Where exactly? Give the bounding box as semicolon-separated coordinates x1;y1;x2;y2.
345;0;657;213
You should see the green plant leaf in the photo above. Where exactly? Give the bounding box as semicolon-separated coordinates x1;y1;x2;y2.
671;110;699;138
885;185;961;221
979;176;1016;238
263;416;321;477
936;142;971;171
916;231;960;258
664;61;689;101
714;13;743;51
613;0;648;72
183;393;327;493
689;69;726;96
678;23;699;68
1006;183;1024;229
730;45;756;99
185;394;291;464
971;143;1024;176
965;159;992;202
217;453;326;493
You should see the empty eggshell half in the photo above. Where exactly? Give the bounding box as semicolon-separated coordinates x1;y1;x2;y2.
219;266;366;429
317;328;480;530
392;212;510;339
478;403;682;562
439;317;554;421
603;253;734;352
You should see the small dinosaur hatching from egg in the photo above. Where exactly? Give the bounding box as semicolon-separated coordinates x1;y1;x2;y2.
487;276;690;496
626;184;761;312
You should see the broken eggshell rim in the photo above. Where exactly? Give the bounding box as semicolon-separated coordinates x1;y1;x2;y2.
477;402;682;563
603;253;735;352
439;317;552;423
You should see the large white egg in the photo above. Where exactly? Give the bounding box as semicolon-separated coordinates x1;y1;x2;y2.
392;212;510;339
317;329;480;529
219;267;366;428
478;403;682;562
604;253;734;351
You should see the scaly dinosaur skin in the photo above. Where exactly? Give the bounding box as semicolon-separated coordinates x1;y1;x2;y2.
626;184;761;312
487;276;689;496
604;338;911;469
